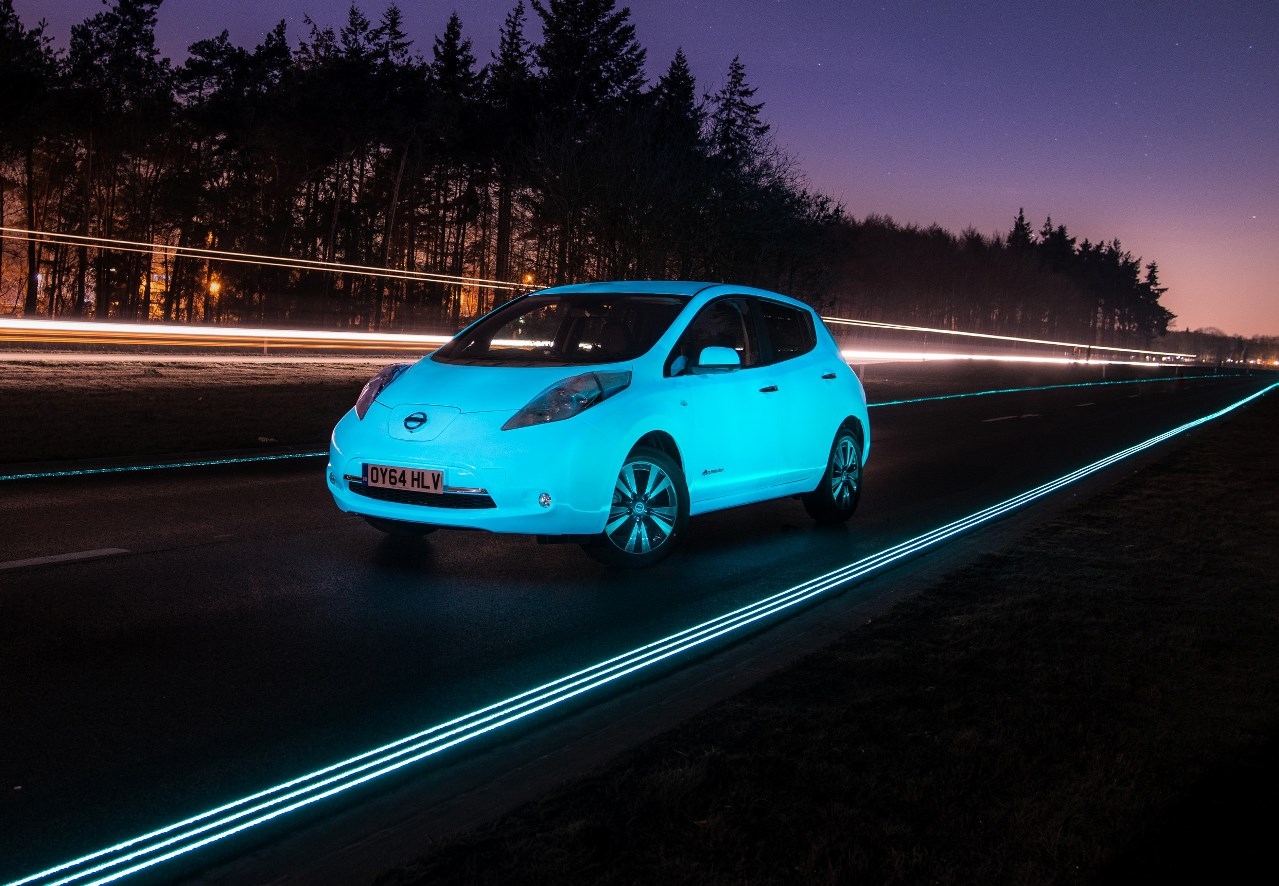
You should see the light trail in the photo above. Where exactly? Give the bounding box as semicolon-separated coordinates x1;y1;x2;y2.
7;380;1275;886
822;316;1196;360
0;229;1196;364
0;318;451;352
838;348;1182;367
0;227;529;292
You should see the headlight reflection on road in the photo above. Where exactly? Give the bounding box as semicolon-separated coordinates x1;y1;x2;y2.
8;383;1277;886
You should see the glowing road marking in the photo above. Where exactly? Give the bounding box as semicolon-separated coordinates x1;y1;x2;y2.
7;380;1276;886
866;374;1240;408
0;549;129;572
0;452;324;483
0;375;1246;483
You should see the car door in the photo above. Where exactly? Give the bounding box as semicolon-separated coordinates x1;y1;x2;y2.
665;298;782;506
757;299;838;485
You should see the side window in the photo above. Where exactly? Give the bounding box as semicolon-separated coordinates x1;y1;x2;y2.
666;298;761;375
759;300;817;363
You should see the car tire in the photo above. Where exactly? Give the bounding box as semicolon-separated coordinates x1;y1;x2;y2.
584;446;689;568
363;515;438;537
802;426;863;522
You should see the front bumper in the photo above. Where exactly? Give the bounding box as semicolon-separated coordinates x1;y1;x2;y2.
326;404;619;536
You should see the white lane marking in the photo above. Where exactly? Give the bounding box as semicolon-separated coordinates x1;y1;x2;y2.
1076;402;1096;407
0;548;129;571
982;413;1041;423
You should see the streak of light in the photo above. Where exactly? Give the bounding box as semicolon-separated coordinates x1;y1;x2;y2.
9;380;1276;886
839;348;1183;366
0;318;451;352
0;227;529;292
1;318;1193;365
823;316;1197;359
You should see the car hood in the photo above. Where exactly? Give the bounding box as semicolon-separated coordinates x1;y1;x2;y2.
377;358;627;413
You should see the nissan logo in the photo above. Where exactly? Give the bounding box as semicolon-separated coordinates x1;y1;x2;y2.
403;411;429;432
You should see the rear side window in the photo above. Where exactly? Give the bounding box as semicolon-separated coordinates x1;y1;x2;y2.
759;300;816;363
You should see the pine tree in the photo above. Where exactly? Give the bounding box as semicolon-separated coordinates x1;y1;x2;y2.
652;48;704;150
531;0;646;122
708;55;770;178
1007;207;1033;250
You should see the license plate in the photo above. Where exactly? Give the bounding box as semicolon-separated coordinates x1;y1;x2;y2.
364;463;444;494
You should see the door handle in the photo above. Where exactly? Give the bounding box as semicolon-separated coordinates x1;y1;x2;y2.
759;385;779;393
821;372;837;380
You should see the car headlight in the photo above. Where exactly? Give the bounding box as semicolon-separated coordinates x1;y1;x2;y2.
502;370;631;431
355;362;411;420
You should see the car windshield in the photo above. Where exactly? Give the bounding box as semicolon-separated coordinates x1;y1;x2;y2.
433;293;691;366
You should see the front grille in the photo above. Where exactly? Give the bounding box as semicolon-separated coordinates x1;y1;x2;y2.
349;482;497;509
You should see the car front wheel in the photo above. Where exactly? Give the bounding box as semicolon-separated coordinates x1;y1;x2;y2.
802;427;862;522
584;446;689;568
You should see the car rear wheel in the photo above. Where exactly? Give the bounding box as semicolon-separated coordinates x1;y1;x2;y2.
802;427;862;522
584;446;689;568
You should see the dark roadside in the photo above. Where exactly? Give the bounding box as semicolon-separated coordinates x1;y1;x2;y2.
373;391;1279;884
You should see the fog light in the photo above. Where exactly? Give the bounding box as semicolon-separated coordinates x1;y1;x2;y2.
538;492;553;509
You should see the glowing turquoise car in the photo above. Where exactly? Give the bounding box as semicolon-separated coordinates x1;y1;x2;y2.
327;281;870;567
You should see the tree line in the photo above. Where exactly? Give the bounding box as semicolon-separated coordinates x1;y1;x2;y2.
2;0;1182;348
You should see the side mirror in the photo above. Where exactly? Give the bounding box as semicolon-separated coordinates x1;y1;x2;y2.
693;346;742;373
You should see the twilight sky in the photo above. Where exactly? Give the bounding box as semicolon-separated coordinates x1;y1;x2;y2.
18;0;1279;336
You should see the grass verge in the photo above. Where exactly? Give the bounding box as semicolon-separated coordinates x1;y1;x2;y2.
374;393;1279;884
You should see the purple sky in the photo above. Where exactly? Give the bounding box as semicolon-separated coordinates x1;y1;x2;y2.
17;0;1279;336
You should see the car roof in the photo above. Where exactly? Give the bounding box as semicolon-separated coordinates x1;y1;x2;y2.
530;280;813;310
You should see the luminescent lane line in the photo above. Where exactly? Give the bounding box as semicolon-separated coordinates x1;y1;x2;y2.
0;549;129;572
866;373;1244;409
981;414;1039;423
0;374;1248;484
0;451;325;482
8;380;1276;886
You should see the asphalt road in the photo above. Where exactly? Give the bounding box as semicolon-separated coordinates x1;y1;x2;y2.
0;372;1271;884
